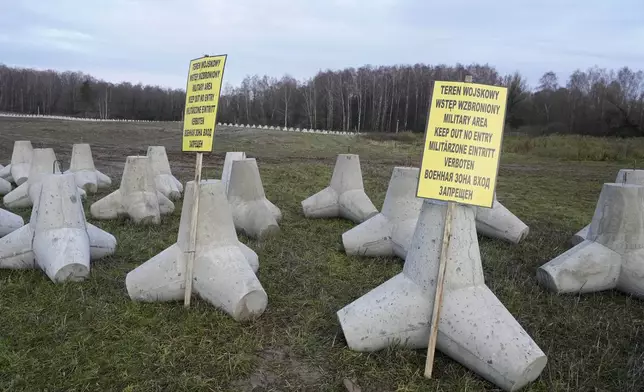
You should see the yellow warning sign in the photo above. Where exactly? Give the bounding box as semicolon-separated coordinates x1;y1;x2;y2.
182;54;227;152
417;81;508;208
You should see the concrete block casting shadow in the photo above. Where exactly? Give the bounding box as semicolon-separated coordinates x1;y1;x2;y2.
0;174;116;283
227;158;281;239
0;208;24;238
539;183;644;298
65;143;112;193
126;180;266;321
3;148;87;209
302;154;378;224
0;140;33;185
338;200;547;392
343;167;422;259
147;146;183;201
90;156;174;224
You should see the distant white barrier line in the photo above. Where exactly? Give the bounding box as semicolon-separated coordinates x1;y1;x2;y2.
217;122;359;136
0;112;181;123
0;113;361;134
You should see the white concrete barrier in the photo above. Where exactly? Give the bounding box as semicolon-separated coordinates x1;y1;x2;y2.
0;140;33;185
302;154;378;223
0;176;11;196
147;146;183;201
0;208;23;237
338;200;547;391
227;158;281;238
343;167;421;259
221;152;246;194
0;112;181;123
126;180;267;321
0;174;116;283
65;144;112;193
4;148;87;209
539;182;644;297
572;169;644;245
90;156;174;224
475;197;529;244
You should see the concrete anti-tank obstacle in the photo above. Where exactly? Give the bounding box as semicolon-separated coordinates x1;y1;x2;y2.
0;173;117;283
302;154;378;223
0;176;11;196
538;182;644;297
147;146;183;200
0;208;24;238
572;169;644;245
3;148;87;209
343;171;528;258
475;196;530;244
0;140;33;185
221;152;246;194
65;143;112;193
227;158;281;238
343;167;422;259
90;156;174;224
126;180;267;321
337;200;547;391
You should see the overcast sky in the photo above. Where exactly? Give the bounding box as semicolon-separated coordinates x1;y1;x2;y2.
1;0;642;90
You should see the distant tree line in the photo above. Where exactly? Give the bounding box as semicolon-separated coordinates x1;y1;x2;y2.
1;63;643;136
0;64;184;121
219;65;644;136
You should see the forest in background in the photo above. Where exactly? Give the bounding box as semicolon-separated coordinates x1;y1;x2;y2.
1;63;643;136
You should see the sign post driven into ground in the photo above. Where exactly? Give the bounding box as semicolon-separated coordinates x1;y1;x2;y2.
181;54;227;308
419;78;508;378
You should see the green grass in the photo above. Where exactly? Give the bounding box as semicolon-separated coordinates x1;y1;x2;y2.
1;119;644;391
502;134;644;163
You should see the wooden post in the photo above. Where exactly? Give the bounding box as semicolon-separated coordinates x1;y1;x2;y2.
424;200;454;378
183;152;203;307
424;74;472;378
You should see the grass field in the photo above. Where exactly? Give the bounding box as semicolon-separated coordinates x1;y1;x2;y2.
1;117;643;392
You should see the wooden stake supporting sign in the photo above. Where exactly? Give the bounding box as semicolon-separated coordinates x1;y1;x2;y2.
417;74;508;378
180;54;227;307
424;200;454;378
183;152;203;307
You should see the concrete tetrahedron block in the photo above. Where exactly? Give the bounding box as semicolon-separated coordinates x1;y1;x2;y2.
147;146;183;200
3;148;87;209
572;169;644;245
342;167;422;259
90;156;175;224
0;177;11;196
126;180;266;321
302;154;378;223
0;208;24;237
338;200;547;391
475;197;530;244
66;143;112;193
227;158;281;238
221;152;246;194
538;183;644;297
0;141;33;185
0;174;116;283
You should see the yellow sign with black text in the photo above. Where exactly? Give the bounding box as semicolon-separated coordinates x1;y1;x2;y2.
182;54;227;152
417;81;507;208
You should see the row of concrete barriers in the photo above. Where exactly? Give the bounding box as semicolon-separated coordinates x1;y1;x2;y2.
0;112;358;135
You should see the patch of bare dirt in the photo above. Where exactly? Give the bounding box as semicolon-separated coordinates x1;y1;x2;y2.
231;348;324;391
